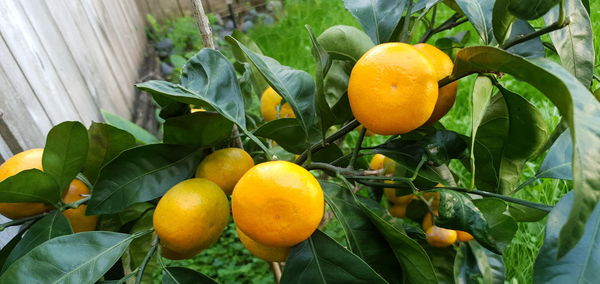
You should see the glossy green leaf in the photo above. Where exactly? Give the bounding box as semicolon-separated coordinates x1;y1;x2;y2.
454;0;495;44
42;121;89;193
582;0;590;12
474;86;548;194
254;118;312;154
509;0;560;20
126;209;157;283
506;20;545;58
312;144;344;163
98;202;154;232
322;181;403;283
344;0;408;44
537;129;572;180
454;243;482;284
469;76;494;189
0;231;136;283
280;230;388;284
435;31;471;59
544;0;594;87
88;145;205;215
451;46;600;256
359;201;438;284
162;267;218;284
422;130;468;166
437;191;498;253
2;211;72;271
472;198;518;252
226;38;316;136
324;60;354;124
83;122;136;185
534;190;600;283
307;25;335;139
508;203;549;222
317;25;375;62
455;242;505;284
492;0;515;44
163;111;233;147
0;169;60;205
423;246;456;284
229;30;268;99
101;110;158;145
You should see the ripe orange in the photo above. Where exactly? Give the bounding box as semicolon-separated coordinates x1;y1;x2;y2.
422;210;438;231
456;230;474;242
232;161;324;246
413;43;458;125
388;204;407;218
62;179;98;232
0;148;53;219
236;227;289;262
260;87;295;122
348;43;438;135
195;148;254;195
153;178;229;260
369;154;395;175
426;226;457;247
384;189;416;205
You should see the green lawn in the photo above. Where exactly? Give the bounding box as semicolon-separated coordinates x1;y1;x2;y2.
243;0;599;283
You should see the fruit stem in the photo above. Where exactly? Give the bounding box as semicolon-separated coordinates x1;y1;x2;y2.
0;212;49;231
348;127;367;170
306;162;382;176
269;262;282;284
135;234;159;284
295;119;360;165
501;17;570;50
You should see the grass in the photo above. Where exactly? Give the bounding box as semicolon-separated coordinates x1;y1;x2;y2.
243;0;600;283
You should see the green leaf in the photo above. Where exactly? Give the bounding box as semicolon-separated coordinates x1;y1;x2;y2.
454;0;495;44
358;200;438;284
87;145;205;215
101;110;158;145
307;25;335;140
0;169;60;206
435;31;471;58
126;209;157;283
324;60;354;123
226;37;316;136
98;202;154;232
452;46;600;256
537;129;572;180
474;86;548;194
455;242;505;284
2;211;72;271
508;0;560;20
322;181;403;283
422;130;468;166
436;191;498;254
162;267;218;284
343;0;407;44
0;231;136;283
469;76;494;189
544;0;594;87
83;122;136;185
42;121;89;193
312;144;344;163
317;25;375;62
508;203;549;222
506;20;545;58
254;119;313;154
229;30;268;97
534;190;600;283
280;230;388;284
472;198;517;252
423;246;456;284
492;0;515;44
163;112;233;147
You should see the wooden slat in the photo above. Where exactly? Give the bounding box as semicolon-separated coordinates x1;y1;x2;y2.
115;0;145;68
0;1;81;124
45;0;132;118
144;0;167;21
17;0;101;125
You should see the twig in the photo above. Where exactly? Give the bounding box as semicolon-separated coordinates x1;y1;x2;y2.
0;212;49;231
61;196;91;210
135;234;159;284
419;13;467;43
348;127;367;170
269;262;282;284
295;119;360;165
502;19;570;49
305;162;382;176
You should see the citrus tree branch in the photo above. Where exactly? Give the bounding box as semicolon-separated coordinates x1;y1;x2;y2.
501;19;570;50
305;162;382;176
348;127;367;170
419;13;467;43
295;119;360;165
0;195;92;231
135;234;159;284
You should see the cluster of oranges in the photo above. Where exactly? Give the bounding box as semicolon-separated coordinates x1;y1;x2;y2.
0;148;97;232
370;154;473;248
153;148;324;261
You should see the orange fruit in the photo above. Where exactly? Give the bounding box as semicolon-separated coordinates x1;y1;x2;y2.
260;87;295;121
153;178;229;260
232;161;324;246
62;179;98;232
384;189;416;205
348;43;438;135
422;210;438;231
236;226;289;262
369;154;395;175
413;43;458;125
426;226;457;247
0;148;53;219
456;230;474;242
388;204;407;218
191;108;206;113
195;148;254;195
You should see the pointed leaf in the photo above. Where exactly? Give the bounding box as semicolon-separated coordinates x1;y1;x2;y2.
343;0;407;44
508;203;549;222
544;0;594;87
42;121;89;193
101;110;158;145
508;0;560;20
0;169;60;205
0;232;136;283
454;0;495;44
163;111;233;147
506;20;545;58
83;123;136;184
469;76;494;189
88;145;205;215
307;25;335;139
127;209;158;283
472;198;517;252
492;0;515;44
537;129;572;180
317;25;375;62
254;118;314;154
162;267;218;284
280;230;387;284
